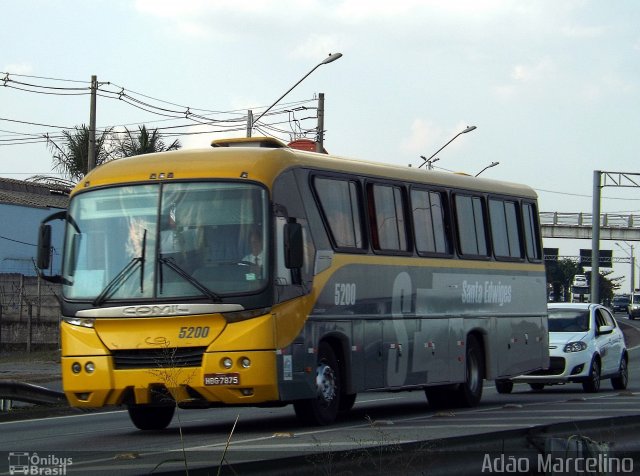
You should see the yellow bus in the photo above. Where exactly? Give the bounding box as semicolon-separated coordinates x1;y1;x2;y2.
37;137;548;430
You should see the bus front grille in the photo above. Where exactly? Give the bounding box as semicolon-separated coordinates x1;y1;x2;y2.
112;347;207;369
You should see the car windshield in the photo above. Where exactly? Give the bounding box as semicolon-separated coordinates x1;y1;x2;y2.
633;295;640;304
62;182;269;302
547;309;590;332
613;297;629;304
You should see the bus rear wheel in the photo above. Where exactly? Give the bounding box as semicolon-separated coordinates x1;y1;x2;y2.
453;335;484;407
293;342;341;426
127;405;175;430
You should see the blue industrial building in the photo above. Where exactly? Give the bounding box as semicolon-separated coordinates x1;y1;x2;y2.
0;178;68;275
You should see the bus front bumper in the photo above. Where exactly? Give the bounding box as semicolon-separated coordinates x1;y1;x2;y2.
61;350;279;408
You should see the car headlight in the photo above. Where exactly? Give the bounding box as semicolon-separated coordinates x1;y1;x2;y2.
563;341;587;353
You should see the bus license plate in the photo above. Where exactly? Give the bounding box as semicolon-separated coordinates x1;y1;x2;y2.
204;373;240;386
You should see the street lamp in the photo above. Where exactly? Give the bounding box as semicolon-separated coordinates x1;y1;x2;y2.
248;53;343;137
616;242;636;294
475;161;500;177
419;125;476;169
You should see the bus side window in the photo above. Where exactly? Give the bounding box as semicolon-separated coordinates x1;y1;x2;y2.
369;183;409;252
522;202;542;261
411;188;451;255
488;198;523;260
454;194;489;257
313;177;364;250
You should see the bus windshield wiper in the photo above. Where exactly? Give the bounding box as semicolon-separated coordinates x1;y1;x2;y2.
158;256;222;303
93;257;142;306
93;230;147;307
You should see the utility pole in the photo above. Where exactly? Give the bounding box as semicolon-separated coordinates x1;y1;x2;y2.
87;75;97;172
246;110;253;138
591;170;601;303
316;93;325;153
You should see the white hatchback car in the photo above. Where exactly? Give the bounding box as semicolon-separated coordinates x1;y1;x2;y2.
496;303;628;393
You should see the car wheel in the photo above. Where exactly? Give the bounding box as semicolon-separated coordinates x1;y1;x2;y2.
529;383;545;391
611;356;629;390
495;379;514;394
582;358;601;393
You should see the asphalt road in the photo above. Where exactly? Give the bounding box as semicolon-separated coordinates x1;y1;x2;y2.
0;313;638;475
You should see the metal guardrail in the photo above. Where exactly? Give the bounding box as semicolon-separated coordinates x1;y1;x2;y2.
540;212;640;228
0;380;66;409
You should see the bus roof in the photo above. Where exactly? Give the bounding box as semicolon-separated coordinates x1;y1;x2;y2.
75;139;537;199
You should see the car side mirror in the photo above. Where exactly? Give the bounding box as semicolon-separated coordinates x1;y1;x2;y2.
597;325;614;335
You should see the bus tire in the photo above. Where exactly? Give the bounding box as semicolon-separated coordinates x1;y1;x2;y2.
293;342;341;425
127;405;175;430
454;334;484;407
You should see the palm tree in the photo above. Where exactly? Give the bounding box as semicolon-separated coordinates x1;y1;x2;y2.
113;125;181;158
45;125;114;182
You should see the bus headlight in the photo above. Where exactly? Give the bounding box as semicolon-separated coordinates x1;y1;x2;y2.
240;357;251;368
222;357;233;369
71;362;82;374
85;362;95;373
63;317;95;328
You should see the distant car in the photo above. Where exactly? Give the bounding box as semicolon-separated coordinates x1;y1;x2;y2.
572;275;588;286
612;295;631;313
628;293;640;319
495;303;628;394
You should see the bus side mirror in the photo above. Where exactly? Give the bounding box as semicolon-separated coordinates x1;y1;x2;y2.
36;210;67;284
284;221;303;269
37;224;52;270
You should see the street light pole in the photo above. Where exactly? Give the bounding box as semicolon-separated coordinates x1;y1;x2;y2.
475;161;500;177
419;125;476;169
248;53;343;136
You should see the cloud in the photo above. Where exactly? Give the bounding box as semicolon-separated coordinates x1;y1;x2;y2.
511;58;555;83
401;118;441;156
561;24;606;38
291;34;345;62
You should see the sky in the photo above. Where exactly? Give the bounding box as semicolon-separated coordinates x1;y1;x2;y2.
2;0;640;290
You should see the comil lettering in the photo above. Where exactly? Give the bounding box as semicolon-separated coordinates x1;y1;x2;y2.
123;305;189;316
461;280;512;306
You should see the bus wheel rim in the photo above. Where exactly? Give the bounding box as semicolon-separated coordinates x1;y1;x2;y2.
315;363;337;406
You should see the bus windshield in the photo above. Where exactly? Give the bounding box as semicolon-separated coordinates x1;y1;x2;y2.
62;182;268;302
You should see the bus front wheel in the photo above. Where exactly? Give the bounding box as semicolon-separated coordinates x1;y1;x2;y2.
127;405;175;430
293;342;341;425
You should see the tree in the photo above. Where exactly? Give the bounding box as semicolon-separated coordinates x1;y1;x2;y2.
113;125;181;158
46;125;114;183
545;258;582;302
545;258;622;303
